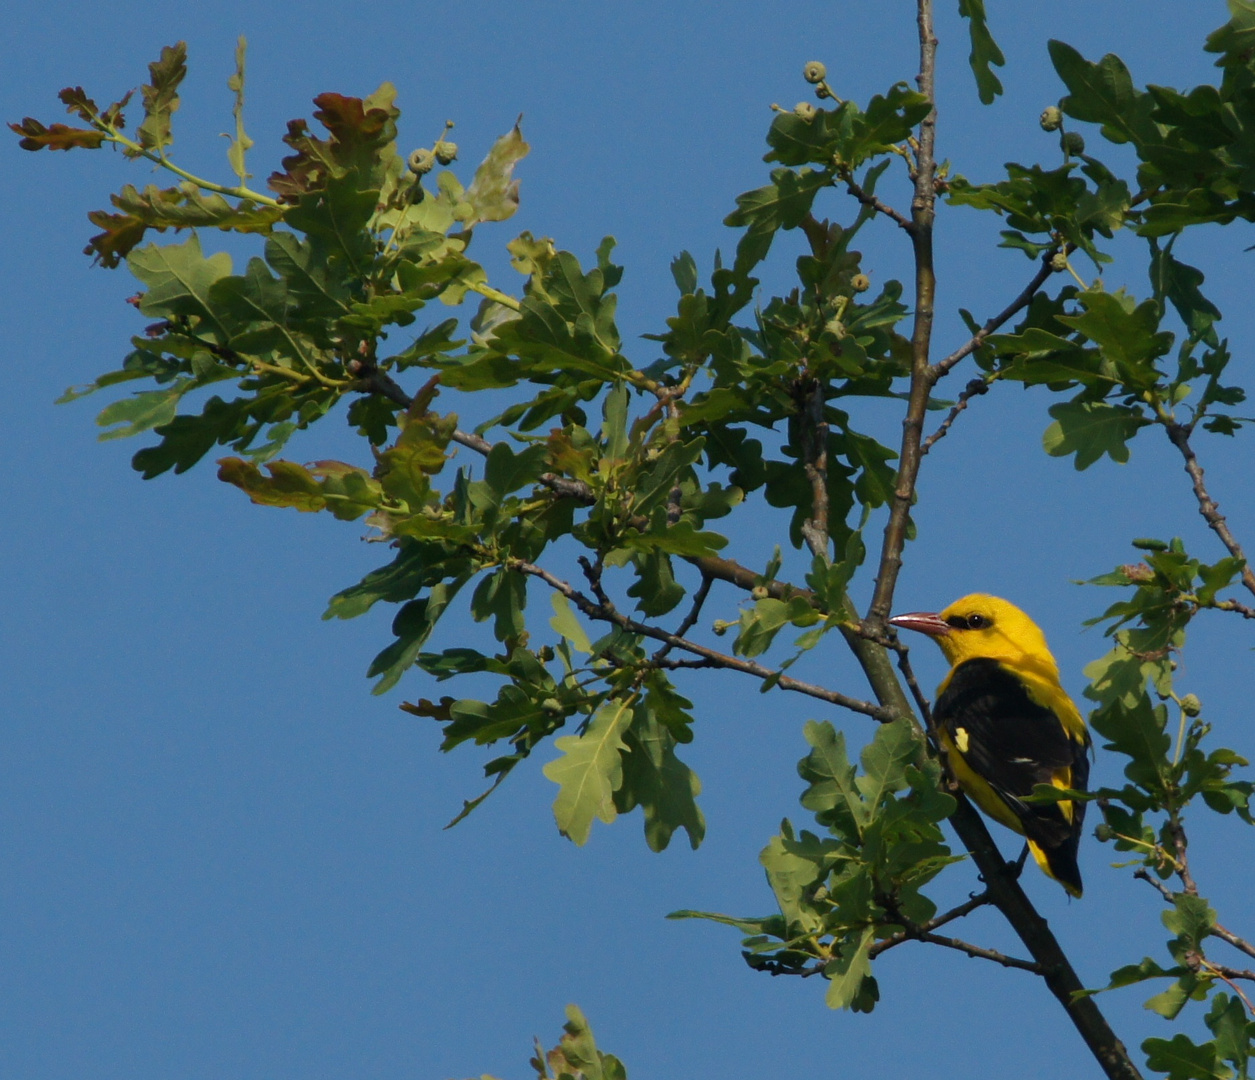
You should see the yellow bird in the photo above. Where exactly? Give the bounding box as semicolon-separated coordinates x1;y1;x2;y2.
889;594;1091;897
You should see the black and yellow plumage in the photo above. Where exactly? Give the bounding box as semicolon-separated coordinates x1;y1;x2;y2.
890;594;1092;897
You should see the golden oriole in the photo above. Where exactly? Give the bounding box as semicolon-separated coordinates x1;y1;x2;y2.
889;594;1091;897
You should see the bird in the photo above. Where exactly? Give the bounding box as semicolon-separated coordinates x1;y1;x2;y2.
888;594;1091;897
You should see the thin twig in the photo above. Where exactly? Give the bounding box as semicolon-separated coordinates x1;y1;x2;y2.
868;890;992;960
930;251;1060;380
507;557;895;721
872;892;1035;970
1136;869;1255;963
1202;960;1255;983
887;637;935;733
843;171;914;232
652;574;714;663
913;931;1043;973
1162;421;1255;600
921;377;991;455
1133;868;1176;903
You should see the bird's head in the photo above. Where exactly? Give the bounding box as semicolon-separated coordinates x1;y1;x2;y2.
888;593;1060;678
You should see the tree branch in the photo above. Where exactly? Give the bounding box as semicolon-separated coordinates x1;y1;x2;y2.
912;930;1042;973
868;890;991;960
846;6;1145;1076
652;573;713;663
507;557;895;721
921;377;991;456
842;170;914;232
798;376;831;561
930;250;1060;380
864;1;938;628
1212;923;1255;963
1162;420;1255;600
1135;867;1255;964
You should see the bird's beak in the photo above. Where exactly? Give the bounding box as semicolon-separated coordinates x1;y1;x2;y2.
888;611;951;637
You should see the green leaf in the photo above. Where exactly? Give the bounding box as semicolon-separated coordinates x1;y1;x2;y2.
1056;289;1173;390
1150;240;1222;347
615;700;705;851
129;234;233;333
469;568;527;642
550;593;592;654
855;717;919;811
96;381;191;440
1090;693;1171;796
1048;40;1157;148
541;1005;627;1080
543;697;633;845
1206;993;1251;1079
824;926;879;1012
483;441;548;500
368;575;471;694
217;457;326;511
136;42;187;154
798;720;860;836
957;0;1006;104
759;823;832;934
1042;399;1148;469
725;167;833;237
626;550;685;617
1142;1034;1223;1080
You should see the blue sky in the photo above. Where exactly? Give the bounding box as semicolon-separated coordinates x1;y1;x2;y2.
3;2;1254;1078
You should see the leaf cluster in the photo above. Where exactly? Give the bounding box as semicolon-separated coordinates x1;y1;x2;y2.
673;718;959;1012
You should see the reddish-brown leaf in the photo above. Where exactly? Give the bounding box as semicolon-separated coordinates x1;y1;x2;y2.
83;209;155;268
9;117;105;151
266;85;399;201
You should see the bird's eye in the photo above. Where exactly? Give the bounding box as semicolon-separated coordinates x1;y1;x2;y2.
966;614;991;630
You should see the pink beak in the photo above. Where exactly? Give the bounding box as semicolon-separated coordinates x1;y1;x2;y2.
888;611;951;638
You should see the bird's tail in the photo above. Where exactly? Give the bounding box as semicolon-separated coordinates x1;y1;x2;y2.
1027;837;1083;898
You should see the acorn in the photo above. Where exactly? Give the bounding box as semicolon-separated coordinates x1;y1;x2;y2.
408;147;436;175
1039;105;1063;131
751;585;769;600
851;273;871;293
434;140;458;165
1049;251;1070;272
1060;131;1085;156
794;101;817;121
803;61;827;84
1180;693;1202;717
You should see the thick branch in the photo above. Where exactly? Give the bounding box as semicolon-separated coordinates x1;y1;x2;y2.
852;6;1144;1075
799;377;831;561
1163;421;1255;599
864;2;939;627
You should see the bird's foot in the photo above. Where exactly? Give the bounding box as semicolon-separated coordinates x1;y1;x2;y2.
1005;843;1030;880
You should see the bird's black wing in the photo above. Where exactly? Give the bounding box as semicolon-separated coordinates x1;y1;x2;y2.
934;657;1087;848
